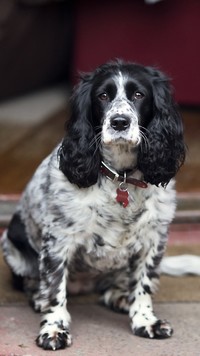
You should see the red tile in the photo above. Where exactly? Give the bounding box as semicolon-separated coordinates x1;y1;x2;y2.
169;224;200;245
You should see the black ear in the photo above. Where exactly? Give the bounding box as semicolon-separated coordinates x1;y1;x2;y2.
58;73;101;188
138;68;186;186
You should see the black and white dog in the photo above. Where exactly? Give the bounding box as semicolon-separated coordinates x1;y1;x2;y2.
1;60;186;350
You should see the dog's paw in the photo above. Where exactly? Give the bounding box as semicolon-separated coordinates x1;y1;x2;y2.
36;325;72;350
133;319;173;339
100;289;129;314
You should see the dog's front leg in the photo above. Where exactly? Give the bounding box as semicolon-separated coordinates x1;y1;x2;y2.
128;244;173;339
35;240;72;350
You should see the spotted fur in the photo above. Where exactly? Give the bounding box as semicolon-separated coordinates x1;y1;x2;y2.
1;60;185;350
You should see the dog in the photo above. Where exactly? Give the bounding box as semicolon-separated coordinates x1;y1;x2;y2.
1;60;186;350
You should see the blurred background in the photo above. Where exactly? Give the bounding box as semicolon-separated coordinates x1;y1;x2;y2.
0;3;199;351
0;0;199;196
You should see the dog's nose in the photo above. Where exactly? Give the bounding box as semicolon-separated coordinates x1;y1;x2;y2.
110;117;130;131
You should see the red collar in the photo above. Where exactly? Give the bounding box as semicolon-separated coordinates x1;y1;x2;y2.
100;161;148;189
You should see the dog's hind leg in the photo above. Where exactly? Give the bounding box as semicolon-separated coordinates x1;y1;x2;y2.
1;212;39;283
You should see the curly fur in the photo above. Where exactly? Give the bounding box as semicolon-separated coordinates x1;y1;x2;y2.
1;60;185;350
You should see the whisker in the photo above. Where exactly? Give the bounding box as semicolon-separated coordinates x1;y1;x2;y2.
91;134;102;158
139;125;150;152
139;130;149;151
95;125;102;131
89;131;102;149
139;125;150;135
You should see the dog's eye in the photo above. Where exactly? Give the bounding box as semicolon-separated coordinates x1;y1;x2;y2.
99;93;108;101
133;91;144;100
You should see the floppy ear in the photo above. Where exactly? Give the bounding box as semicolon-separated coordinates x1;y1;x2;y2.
138;68;186;186
58;73;101;188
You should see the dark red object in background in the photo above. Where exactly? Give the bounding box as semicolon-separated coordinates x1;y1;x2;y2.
74;0;200;105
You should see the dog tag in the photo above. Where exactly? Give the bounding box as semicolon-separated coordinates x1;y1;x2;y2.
116;183;129;208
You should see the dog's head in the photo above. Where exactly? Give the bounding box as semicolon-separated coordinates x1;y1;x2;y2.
59;60;185;188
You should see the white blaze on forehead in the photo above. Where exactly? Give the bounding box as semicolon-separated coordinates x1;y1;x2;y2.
114;71;128;99
107;70;137;120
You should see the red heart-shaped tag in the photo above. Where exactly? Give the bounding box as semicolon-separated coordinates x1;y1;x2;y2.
116;188;129;208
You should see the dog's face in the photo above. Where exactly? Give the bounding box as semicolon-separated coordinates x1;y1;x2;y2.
59;60;185;188
92;68;153;149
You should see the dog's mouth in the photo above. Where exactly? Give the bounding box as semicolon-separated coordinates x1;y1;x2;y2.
103;136;140;146
102;128;141;147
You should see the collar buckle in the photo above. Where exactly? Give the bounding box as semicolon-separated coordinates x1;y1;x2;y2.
101;161;119;183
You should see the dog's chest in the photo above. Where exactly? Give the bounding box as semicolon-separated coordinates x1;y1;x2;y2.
68;181;147;271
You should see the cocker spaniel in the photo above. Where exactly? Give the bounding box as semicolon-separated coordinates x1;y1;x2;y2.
1;60;186;350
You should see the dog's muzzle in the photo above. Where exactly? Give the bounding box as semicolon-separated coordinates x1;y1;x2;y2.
102;98;140;145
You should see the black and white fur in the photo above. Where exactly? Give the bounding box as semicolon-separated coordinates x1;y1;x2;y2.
1;60;186;350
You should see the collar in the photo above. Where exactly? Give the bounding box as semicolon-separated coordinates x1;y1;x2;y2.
100;161;148;188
